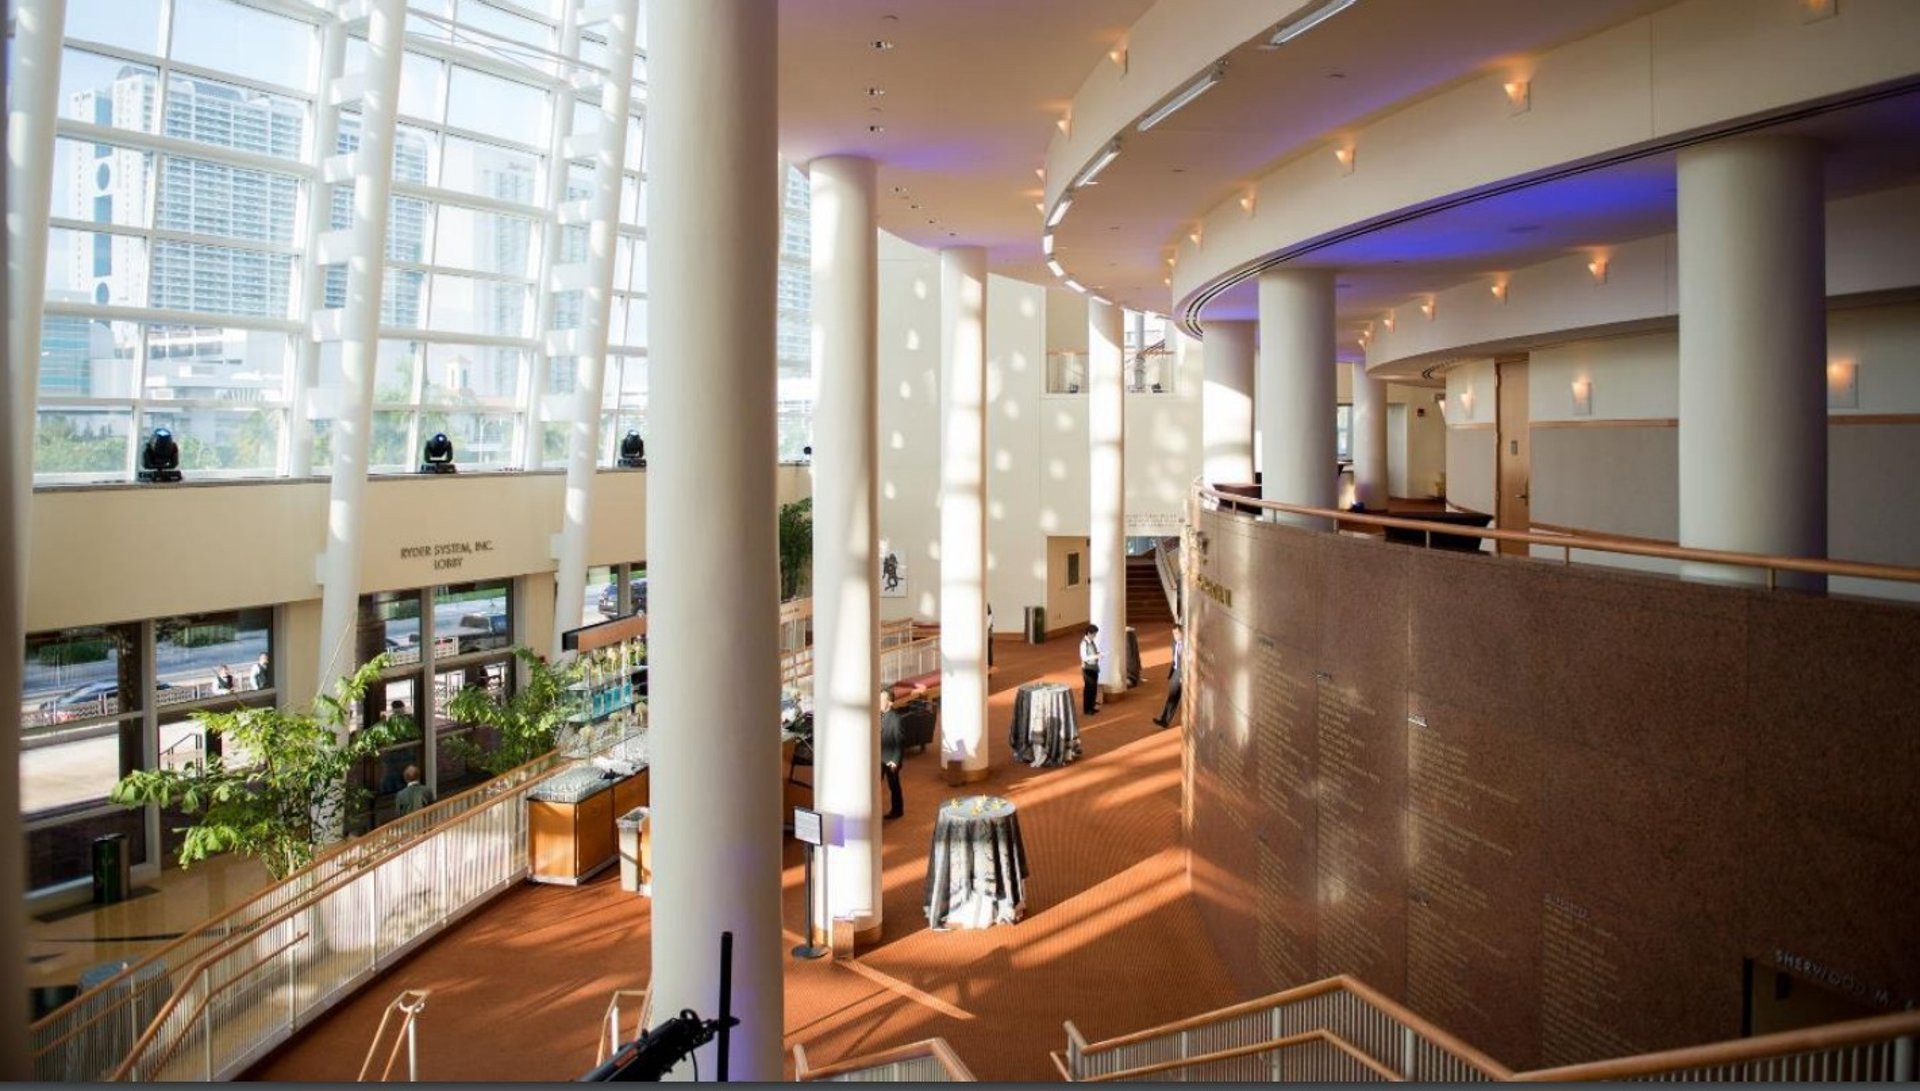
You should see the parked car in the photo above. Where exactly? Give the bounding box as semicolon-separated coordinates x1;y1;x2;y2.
596;578;648;618
39;679;172;722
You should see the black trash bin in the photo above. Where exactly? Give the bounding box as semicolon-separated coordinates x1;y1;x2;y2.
91;833;131;905
1024;606;1046;644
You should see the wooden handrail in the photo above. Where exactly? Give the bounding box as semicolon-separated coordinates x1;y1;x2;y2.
115;930;308;1081
32;746;565;1040
794;1037;975;1081
1080;1029;1403;1083
1509;1009;1920;1082
1200;485;1920;585
358;989;430;1083
1337;975;1513;1078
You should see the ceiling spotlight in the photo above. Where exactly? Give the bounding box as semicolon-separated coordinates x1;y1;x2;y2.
420;432;457;474
137;427;182;483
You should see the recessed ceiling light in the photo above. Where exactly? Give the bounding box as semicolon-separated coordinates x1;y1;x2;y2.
871;39;894;50
909;203;920;209
865;87;885;96
892;185;908;194
868;124;885;133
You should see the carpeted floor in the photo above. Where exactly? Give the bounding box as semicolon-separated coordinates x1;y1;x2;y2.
248;620;1245;1082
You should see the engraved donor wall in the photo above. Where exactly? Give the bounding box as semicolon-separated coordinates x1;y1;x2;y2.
1184;507;1920;1071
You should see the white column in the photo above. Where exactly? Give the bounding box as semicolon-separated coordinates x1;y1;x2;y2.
517;0;584;473
286;18;348;478
1677;136;1826;590
647;0;783;1080
315;0;407;699
1202;319;1256;485
1;1;64;1069
1089;299;1127;694
550;3;639;659
1352;362;1389;511
808;155;881;938
1257;268;1337;528
939;246;990;780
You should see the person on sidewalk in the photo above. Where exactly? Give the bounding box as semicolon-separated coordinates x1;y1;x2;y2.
1154;624;1185;728
879;689;905;820
1080;624;1103;716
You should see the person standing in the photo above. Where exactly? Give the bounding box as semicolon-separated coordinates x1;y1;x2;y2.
1153;624;1185;728
986;603;995;669
879;689;905;820
1080;624;1102;716
394;764;434;816
248;653;270;691
212;664;236;695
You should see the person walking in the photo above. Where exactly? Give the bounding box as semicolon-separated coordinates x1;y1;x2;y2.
394;764;434;816
1080;624;1102;716
212;664;236;695
1153;624;1185;728
879;689;905;820
986;603;995;669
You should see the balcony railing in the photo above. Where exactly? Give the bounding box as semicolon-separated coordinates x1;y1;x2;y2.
795;1038;976;1082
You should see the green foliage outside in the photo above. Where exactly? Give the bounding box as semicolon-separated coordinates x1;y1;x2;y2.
110;656;416;880
444;647;584;778
36;638;113;667
779;497;812;602
35;415;127;474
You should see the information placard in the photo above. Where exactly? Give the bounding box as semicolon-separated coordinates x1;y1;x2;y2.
793;807;824;846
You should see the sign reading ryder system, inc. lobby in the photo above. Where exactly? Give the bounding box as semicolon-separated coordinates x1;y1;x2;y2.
400;539;494;571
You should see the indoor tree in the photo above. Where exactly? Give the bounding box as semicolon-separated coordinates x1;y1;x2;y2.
778;497;812;601
110;656;414;880
444;647;584;777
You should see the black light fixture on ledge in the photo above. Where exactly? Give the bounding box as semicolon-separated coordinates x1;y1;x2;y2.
420;432;457;474
616;430;646;469
137;427;183;483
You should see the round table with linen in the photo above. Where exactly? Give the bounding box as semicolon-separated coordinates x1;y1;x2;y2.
922;795;1029;929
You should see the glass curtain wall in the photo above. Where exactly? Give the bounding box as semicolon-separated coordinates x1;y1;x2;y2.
27;0;826;484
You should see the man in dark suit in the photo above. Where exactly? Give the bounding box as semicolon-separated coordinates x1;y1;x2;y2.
879;689;905;820
1154;624;1185;728
1080;625;1102;716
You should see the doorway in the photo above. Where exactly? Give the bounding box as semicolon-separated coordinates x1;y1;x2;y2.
1495;355;1531;556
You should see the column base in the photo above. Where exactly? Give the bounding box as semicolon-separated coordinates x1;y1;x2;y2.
832;915;883;957
944;764;991;786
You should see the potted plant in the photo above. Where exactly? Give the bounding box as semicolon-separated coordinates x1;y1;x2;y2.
443;647;584;778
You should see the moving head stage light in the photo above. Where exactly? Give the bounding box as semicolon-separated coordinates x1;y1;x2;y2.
617;430;646;469
420;432;457;474
138;428;183;483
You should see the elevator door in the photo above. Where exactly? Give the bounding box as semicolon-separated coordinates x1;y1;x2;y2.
1496;356;1531;555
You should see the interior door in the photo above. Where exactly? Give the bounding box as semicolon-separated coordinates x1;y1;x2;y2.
1496;356;1530;555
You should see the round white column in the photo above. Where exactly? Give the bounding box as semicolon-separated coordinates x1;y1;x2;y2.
1088;299;1128;694
1257;269;1338;528
1352;362;1389;511
646;0;783;1079
939;246;991;780
1203;319;1256;486
1677;137;1826;590
808;155;882;939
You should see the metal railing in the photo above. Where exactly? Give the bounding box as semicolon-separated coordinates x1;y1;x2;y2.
1056;975;1510;1082
1198;485;1920;591
357;989;430;1082
794;1038;976;1082
108;767;547;1081
595;988;653;1066
879;635;941;688
30;749;567;1081
1154;538;1182;619
1509;1009;1920;1083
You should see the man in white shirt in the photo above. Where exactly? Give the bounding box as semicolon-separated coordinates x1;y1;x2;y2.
1080;624;1102;716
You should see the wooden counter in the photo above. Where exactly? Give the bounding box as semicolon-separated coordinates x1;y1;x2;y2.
528;769;649;885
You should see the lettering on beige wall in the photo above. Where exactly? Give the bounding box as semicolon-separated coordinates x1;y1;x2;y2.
1194;573;1233;608
399;539;495;571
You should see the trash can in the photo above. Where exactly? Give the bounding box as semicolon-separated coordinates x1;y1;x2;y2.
91;833;130;905
617;807;652;896
1024;605;1046;644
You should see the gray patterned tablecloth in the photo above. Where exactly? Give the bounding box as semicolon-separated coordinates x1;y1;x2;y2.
1009;681;1081;768
923;795;1029;929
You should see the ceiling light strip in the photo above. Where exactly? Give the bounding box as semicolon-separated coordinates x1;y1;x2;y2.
1045;194;1074;229
1138;63;1226;132
1076;139;1122;187
1268;0;1359;46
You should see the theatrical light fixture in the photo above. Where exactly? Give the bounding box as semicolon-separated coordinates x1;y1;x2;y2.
1076;139;1122;187
1138;63;1226;132
1046;194;1073;229
1268;0;1359;46
137;427;182;483
420;432;457;474
617;430;647;469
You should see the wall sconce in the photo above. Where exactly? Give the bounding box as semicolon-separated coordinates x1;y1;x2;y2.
1420;298;1435;320
1239;187;1257;215
1826;360;1858;409
1503;78;1531;115
1587;257;1609;284
1802;0;1837;23
1109;43;1129;72
1571;377;1593;417
1459;388;1477;418
1490;280;1508;302
1333;145;1356;175
1057;112;1072;136
1188;224;1203;246
1382;313;1395;332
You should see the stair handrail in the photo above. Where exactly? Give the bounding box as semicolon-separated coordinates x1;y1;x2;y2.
1507;1008;1920;1082
794;1037;976;1081
595;987;653;1065
1076;1028;1402;1083
1199;484;1920;588
358;988;431;1082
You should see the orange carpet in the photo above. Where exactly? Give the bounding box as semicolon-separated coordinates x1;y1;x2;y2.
248;621;1246;1082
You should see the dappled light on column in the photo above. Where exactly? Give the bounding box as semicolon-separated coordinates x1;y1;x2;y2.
1256;269;1336;529
941;246;990;777
1203;320;1256;486
1088;299;1126;694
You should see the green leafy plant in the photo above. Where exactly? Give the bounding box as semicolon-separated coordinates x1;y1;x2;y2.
444;647;583;778
778;497;813;602
110;656;414;880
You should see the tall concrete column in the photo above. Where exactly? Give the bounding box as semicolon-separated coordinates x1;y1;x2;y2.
939;246;990;780
315;0;407;699
1352;362;1389;511
2;1;65;1070
550;2;639;659
808;155;882;938
286;18;348;479
647;0;783;1079
1203;319;1256;485
1257;268;1337;528
1677;136;1826;590
1088;299;1127;694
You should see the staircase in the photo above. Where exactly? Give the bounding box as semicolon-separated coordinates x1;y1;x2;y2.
1126;555;1173;623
